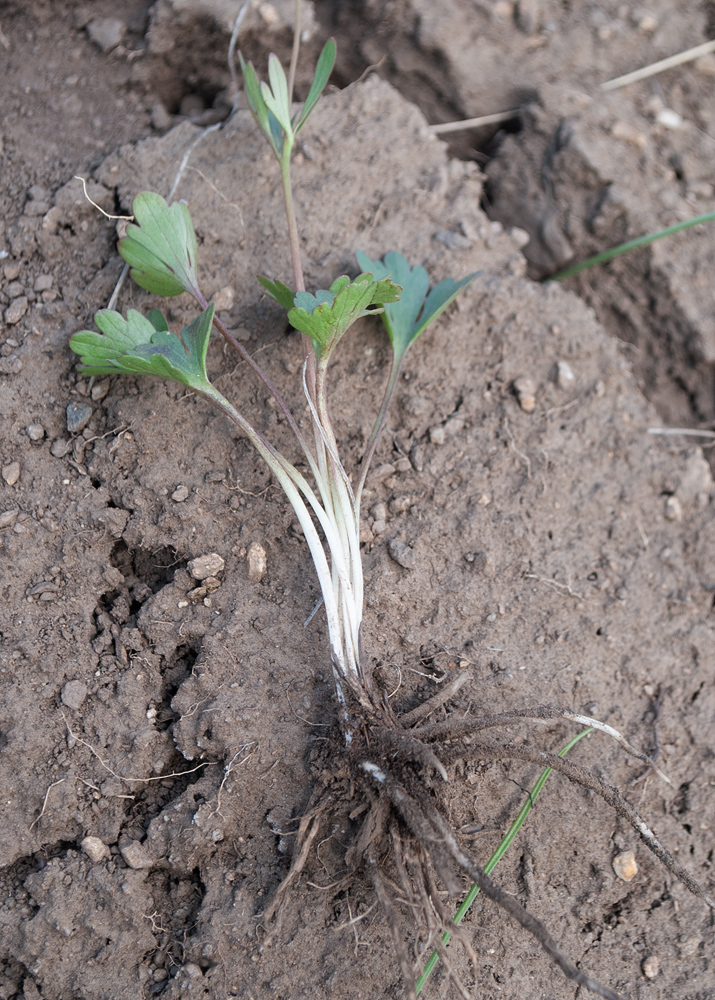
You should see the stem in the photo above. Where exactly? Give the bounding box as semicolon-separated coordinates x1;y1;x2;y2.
415;728;594;995
288;0;301;103
199;382;367;703
550;210;715;280
194;289;320;478
280;144;305;294
280;142;319;417
355;352;403;513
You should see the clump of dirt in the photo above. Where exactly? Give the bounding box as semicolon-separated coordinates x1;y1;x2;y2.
1;3;715;1000
484;77;715;436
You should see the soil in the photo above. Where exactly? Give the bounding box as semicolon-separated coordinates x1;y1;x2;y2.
1;2;714;999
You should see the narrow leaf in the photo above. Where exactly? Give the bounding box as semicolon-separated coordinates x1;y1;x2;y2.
257;275;296;311
296;39;336;131
265;53;292;134
240;54;270;135
119;192;200;298
267;109;285;156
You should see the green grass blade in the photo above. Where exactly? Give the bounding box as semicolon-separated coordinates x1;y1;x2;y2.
550;210;715;280
415;727;594;995
296;38;336;131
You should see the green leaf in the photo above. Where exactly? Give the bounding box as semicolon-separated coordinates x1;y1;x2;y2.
261;54;292;136
147;309;169;332
240;54;270;135
240;53;285;156
296;39;336;131
70;305;216;390
287;273;401;359
119;192;200;298
356;249;478;360
257;275;296;312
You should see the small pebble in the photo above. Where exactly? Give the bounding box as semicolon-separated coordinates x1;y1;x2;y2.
664;496;683;522
509;226;530;248
213;286;235;312
556;360;575;388
66;401;92;433
6;281;24;299
27;581;59;596
0;510;18;529
171;485;189;502
2;461;20;486
387;538;416;569
81;836;110;863
187;552;225;580
247;541;267;582
642;955;660;979
50;438;72;458
656;108;683;130
26;423;45;441
371;502;387;522
91;379;109;401
61;679;88;710
151;103;173;132
259;2;279;24
369;463;395;482
5;296;28;325
513;376;536;413
103;565;124;588
182;963;203;980
434;229;472;250
119;838;154;870
679;937;700;957
429;425;446;445
389;495;413;514
3;263;20;281
410;444;425;471
87;16;125;52
34;274;53;292
613;850;638;882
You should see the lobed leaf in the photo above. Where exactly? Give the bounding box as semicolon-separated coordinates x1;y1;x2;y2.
287;273;401;359
119;192;200;299
70;305;216;390
356;249;478;361
295;39;336;131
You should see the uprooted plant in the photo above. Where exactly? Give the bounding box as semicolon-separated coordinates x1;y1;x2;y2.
70;34;713;1000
